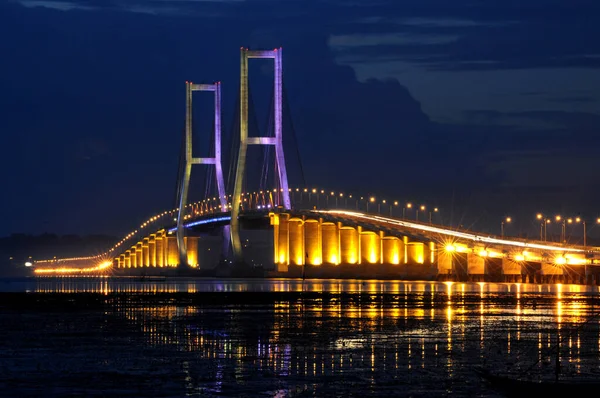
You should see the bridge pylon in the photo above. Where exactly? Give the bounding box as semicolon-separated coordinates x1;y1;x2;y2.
230;47;291;262
176;82;228;267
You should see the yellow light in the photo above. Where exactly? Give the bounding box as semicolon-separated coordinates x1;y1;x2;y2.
370;197;375;202
555;256;567;265
434;208;439;212
514;254;525;262
420;205;425;211
330;254;338;264
479;250;488;257
575;217;581;223
555;215;561;221
394;201;398;206
506;217;512;223
568;218;573;224
407;203;412;208
369;251;377;264
445;244;456;252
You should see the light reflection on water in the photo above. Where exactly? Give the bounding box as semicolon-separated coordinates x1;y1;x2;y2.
3;279;600;396
22;277;600;295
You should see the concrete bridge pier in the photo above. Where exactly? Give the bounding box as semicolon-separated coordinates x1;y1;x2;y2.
522;262;542;283
540;263;563;284
502;258;521;283
454;253;469;282
437;251;453;281
436;251;469;281
563;264;586;285
467;252;485;282
585;265;600;285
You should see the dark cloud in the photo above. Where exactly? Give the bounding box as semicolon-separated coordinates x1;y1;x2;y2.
1;0;599;238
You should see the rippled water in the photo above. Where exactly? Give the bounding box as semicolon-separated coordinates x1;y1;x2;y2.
2;278;600;397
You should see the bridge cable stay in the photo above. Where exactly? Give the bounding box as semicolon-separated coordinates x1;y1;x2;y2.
259;83;275;196
173;127;187;211
247;82;267;197
203;122;216;205
282;83;307;192
226;89;241;195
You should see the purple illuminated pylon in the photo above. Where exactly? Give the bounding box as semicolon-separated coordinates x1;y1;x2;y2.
176;82;228;267
230;47;291;262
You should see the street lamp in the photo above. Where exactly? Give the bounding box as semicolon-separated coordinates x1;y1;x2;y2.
380;200;386;214
392;201;398;217
574;217;587;247
554;215;566;243
429;207;438;224
537;213;552;241
416;205;425;221
367;197;375;213
403;203;412;219
501;217;511;238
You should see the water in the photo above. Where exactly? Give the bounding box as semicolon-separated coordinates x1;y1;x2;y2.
2;278;600;397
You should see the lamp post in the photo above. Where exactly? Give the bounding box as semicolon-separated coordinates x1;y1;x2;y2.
392;201;398;217
379;200;386;214
501;217;512;238
554;215;565;243
536;213;552;241
367;197;375;213
416;205;425;222
429;207;438;224
575;217;596;248
403;203;412;219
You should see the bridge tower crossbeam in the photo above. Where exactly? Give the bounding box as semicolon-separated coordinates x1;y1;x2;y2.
176;82;228;267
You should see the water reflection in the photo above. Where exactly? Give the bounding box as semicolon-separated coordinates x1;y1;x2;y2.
28;277;600;295
106;284;600;395
5;279;600;396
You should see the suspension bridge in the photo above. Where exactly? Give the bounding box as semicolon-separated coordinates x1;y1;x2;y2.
33;47;600;284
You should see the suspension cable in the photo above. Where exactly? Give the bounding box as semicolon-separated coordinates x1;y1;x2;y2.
283;83;307;188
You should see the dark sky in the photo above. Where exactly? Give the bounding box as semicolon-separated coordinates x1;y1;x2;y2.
1;0;600;239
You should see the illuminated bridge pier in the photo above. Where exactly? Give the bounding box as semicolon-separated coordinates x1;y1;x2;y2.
438;245;595;284
113;231;199;272
270;211;600;283
270;212;438;280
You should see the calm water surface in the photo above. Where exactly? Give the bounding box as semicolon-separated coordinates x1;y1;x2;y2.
2;278;600;397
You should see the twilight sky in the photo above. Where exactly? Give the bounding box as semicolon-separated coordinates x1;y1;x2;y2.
1;0;599;239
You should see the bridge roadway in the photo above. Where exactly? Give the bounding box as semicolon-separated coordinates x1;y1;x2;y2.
315;210;591;255
34;207;600;283
265;209;600;283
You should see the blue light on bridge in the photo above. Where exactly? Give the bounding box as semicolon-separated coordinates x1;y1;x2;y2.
167;216;231;233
